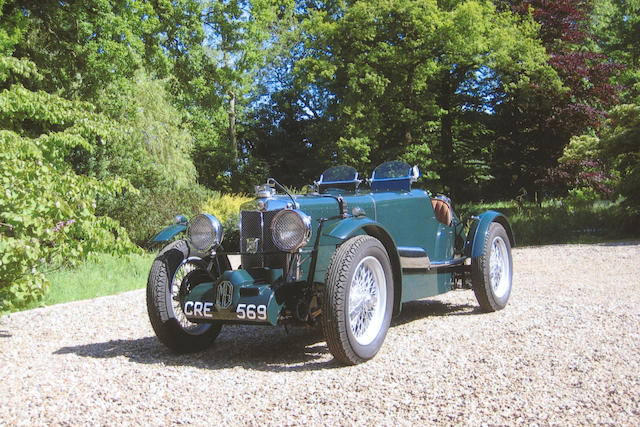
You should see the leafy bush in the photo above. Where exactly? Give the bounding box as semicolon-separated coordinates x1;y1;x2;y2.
0;46;140;310
85;72;209;246
599;102;640;219
0;130;139;311
0;14;212;310
562;101;640;225
202;193;253;252
201;193;254;224
542;158;617;199
103;185;211;246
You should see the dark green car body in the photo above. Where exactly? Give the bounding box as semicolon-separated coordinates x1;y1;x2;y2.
148;161;514;364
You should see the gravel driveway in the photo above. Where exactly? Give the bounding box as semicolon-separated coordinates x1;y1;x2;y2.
1;243;639;425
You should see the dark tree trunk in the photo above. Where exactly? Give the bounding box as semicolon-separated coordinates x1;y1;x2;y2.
439;73;455;197
229;90;239;192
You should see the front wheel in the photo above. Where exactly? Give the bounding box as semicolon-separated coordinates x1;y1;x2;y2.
146;240;227;352
321;235;394;365
471;223;513;312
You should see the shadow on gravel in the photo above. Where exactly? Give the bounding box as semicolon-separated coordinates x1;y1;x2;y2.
392;299;480;327
54;299;477;370
0;330;11;338
54;326;340;372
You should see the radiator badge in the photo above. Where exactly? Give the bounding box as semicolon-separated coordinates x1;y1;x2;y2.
246;237;260;254
217;280;233;309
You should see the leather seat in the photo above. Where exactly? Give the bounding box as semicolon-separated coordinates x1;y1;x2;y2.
431;198;452;226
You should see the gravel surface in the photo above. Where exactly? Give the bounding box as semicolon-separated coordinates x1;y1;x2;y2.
1;243;639;426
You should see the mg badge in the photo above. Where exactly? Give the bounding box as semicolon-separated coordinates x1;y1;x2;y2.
216;280;233;309
246;237;260;254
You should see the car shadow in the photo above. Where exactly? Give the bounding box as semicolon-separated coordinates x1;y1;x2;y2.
392;299;480;327
54;325;341;372
54;299;480;371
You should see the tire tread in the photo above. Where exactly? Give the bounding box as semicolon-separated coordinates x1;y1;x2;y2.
471;223;512;312
322;235;391;365
146;240;221;353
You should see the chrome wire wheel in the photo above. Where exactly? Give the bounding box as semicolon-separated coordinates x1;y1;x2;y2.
322;235;393;364
471;223;513;312
170;259;210;334
489;236;510;299
348;256;387;346
147;240;226;353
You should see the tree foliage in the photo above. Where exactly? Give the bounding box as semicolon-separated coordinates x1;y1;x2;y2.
249;0;560;198
599;101;640;213
1;0;638;308
0;1;204;309
92;71;210;244
592;0;640;102
489;0;623;197
0;12;139;309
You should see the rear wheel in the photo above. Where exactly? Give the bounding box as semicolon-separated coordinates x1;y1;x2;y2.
146;240;228;352
321;235;394;365
471;223;513;312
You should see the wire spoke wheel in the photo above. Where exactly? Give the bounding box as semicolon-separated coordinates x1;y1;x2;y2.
489;236;510;299
472;223;513;312
147;240;226;352
322;235;394;365
348;256;386;346
170;260;209;334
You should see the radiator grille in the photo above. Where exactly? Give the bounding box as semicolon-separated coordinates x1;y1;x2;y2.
240;210;287;269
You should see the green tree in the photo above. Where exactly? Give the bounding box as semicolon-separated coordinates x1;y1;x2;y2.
91;71;210;244
562;96;640;222
493;0;622;199
241;0;336;185
587;0;640;216
2;0;220;244
194;0;285;191
7;0;147;99
3;0;234;192
592;0;640;102
285;0;557;197
600;102;640;214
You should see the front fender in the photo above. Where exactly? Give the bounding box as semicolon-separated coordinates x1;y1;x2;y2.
324;216;381;241
152;224;187;242
465;210;515;258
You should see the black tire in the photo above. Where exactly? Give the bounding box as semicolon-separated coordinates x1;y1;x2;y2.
321;235;394;365
146;240;225;352
471;223;513;312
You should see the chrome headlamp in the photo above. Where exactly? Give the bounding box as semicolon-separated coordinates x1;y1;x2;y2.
271;209;312;252
187;214;224;252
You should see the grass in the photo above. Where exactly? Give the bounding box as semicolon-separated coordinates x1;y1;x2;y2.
16;253;155;313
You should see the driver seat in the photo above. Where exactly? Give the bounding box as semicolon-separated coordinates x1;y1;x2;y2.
431;197;452;226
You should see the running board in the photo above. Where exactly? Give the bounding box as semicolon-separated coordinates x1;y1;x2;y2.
399;246;469;272
430;257;467;269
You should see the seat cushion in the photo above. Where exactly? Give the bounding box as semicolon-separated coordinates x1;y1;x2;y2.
431;198;452;226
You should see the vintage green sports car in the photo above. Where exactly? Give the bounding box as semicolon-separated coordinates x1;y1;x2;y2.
147;160;514;365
